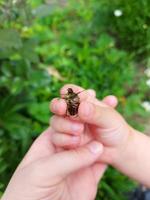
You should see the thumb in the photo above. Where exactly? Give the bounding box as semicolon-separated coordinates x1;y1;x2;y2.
78;101;124;128
44;141;103;178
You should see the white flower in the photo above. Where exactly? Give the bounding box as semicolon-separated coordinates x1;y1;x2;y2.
142;101;150;112
146;79;150;87
143;24;148;29
12;0;17;4
144;68;150;77
114;9;123;17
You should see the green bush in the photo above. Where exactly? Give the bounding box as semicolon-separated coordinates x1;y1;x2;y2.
0;0;148;199
0;0;52;190
91;0;150;59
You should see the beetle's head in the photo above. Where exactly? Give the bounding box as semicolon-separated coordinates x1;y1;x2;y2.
67;88;73;94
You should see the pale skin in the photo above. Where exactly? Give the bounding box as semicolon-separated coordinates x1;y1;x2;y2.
50;84;150;188
1;89;116;200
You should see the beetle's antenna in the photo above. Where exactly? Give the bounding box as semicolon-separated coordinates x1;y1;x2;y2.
61;89;86;96
76;90;86;95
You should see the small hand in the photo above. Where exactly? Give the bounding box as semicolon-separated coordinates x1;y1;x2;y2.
50;84;130;165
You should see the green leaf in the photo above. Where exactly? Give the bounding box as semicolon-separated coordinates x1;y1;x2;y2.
29;70;51;88
0;163;8;174
100;182;121;200
0;48;14;59
0;29;22;49
27;102;50;124
20;39;39;63
96;34;114;53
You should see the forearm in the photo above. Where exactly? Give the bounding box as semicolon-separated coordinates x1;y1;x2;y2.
112;128;150;187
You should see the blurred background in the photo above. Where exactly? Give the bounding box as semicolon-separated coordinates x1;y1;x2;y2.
0;0;150;199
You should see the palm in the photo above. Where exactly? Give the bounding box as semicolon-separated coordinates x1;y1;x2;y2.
63;167;98;200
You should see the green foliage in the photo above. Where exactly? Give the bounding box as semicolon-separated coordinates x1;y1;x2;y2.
0;0;148;199
91;0;150;59
97;167;137;200
0;0;52;188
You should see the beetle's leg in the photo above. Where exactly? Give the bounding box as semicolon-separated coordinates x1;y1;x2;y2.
66;109;68;116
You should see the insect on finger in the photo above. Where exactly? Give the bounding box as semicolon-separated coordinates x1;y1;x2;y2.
60;84;84;95
61;88;86;117
59;84;97;118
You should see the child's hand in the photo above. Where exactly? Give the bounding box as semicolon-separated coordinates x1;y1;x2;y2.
50;84;150;187
1;128;105;200
51;85;129;164
50;84;130;165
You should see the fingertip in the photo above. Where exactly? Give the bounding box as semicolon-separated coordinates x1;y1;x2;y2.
87;89;96;97
50;98;67;115
57;99;67;115
50;98;58;112
103;95;118;108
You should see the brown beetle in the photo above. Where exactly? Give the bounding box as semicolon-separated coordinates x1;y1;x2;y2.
62;88;84;116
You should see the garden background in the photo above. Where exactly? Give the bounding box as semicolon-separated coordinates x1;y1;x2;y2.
0;0;150;199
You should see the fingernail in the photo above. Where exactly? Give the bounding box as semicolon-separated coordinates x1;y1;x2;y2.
83;102;93;116
88;141;103;154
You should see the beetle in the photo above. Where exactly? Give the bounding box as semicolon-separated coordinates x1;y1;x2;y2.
62;88;85;116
